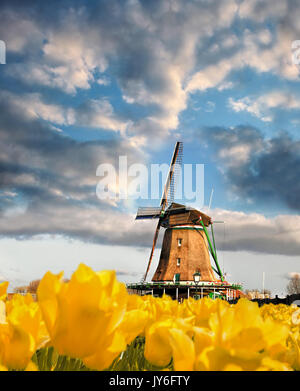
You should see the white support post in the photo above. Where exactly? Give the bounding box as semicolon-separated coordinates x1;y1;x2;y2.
176;287;178;301
187;287;190;299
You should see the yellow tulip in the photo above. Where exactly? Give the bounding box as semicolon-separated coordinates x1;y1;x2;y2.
193;326;214;355
195;346;263;371
168;328;195;371
0;364;7;371
82;331;126;371
144;317;194;368
25;361;38;371
0;300;5;324
82;308;149;370
291;309;300;326
0;282;8;302
144;319;174;367
187;296;228;328
117;309;149;344
0;294;45;369
1;266;299;371
257;357;292;371
37;263;128;361
223;363;242;371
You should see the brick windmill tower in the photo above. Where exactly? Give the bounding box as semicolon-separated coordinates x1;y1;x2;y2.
135;142;226;289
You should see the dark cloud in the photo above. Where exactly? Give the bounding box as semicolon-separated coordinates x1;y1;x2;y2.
199;126;300;211
209;208;300;256
116;270;140;277
0;91;152;245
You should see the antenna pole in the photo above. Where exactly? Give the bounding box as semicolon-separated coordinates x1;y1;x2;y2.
208;187;214;210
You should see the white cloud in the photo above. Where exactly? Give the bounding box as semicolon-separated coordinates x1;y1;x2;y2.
229;91;300;122
0;91;128;133
238;0;288;23
97;77;110;86
186;23;300;94
218;144;254;166
71;99;128;133
5;9;108;94
217;81;234;91
0;91;69;125
0;9;45;53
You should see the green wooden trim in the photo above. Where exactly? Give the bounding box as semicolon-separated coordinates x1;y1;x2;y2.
211;223;217;254
198;220;224;282
211;266;219;274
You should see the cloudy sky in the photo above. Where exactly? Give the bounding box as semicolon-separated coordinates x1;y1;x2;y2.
0;0;300;295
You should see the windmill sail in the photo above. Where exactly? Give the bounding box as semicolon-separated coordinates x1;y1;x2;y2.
141;141;183;282
161;142;183;210
135;207;162;220
142;220;161;282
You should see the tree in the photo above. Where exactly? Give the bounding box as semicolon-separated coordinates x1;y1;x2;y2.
262;289;271;298
286;275;300;295
27;279;41;294
13;277;70;296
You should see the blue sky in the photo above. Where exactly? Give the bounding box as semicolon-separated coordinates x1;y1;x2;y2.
0;0;300;295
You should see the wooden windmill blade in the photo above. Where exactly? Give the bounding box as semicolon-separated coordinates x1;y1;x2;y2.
141;141;183;282
142;220;161;282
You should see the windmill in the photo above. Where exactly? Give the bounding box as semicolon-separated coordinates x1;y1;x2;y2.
135;142;226;288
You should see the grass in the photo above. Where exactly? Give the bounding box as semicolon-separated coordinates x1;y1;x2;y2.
31;337;173;371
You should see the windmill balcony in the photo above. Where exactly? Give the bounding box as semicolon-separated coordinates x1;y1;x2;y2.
127;280;243;301
127;280;241;289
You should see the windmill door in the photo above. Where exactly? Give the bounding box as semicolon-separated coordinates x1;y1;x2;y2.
174;273;180;283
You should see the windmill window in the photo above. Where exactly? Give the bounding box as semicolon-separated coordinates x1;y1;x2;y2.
177;258;181;266
178;238;182;247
